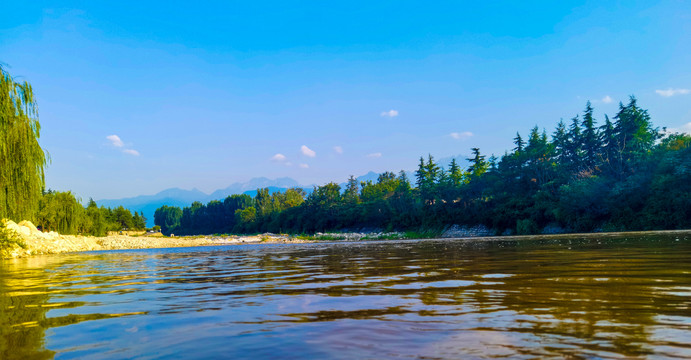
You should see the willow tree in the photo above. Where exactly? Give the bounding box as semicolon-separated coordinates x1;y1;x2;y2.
0;66;48;221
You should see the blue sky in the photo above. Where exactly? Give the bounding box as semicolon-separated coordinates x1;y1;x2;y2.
2;1;690;200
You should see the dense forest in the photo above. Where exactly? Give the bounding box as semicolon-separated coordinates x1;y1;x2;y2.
1;66;147;239
155;98;691;236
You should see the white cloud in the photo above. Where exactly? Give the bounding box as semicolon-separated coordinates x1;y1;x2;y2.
299;163;309;169
664;122;691;135
450;131;473;140
271;153;287;162
602;95;613;104
366;152;382;158
656;88;690;97
285;162;293;167
683;122;691;134
107;134;139;156
380;109;399;118
333;146;343;154
106;134;124;147
301;145;316;157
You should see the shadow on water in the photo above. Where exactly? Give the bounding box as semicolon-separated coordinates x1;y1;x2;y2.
1;232;690;359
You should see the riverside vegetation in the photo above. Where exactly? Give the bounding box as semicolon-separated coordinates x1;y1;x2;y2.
154;99;690;237
1;65;690;256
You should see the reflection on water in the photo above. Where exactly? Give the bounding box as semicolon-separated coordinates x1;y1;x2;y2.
1;233;690;359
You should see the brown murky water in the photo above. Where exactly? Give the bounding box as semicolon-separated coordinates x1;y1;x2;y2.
1;233;690;359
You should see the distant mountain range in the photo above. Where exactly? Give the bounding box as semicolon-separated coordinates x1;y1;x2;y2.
97;172;380;227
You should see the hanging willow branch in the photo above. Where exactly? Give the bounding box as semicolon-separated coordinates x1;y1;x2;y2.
0;65;48;221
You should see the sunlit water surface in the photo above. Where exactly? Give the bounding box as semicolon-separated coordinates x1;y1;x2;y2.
1;233;690;359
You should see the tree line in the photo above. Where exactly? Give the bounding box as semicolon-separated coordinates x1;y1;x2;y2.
36;190;147;236
155;97;691;236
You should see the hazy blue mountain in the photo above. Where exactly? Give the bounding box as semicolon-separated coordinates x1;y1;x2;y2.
208;177;300;200
97;187;209;227
97;187;208;209
435;154;471;169
242;186;291;198
338;171;380;188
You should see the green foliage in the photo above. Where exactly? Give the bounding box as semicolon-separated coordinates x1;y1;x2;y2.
516;219;539;235
0;222;25;250
0;66;48;222
36;190;84;234
154;98;687;237
154;205;183;235
32;191;145;236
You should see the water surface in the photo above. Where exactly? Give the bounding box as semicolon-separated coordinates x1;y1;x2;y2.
1;233;690;359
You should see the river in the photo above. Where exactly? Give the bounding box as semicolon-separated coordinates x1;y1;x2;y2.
1;232;689;359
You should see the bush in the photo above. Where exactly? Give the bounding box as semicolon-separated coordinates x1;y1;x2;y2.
0;223;25;250
516;219;539;235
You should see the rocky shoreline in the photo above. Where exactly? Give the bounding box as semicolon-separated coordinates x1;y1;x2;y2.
0;220;311;259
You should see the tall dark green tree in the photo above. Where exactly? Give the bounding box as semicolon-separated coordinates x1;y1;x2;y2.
513;132;525;153
581;101;600;171
552;120;569;163
564;115;583;172
612;96;658;177
344;175;360;204
466;148;488;178
448;158;464;187
416;155;440;203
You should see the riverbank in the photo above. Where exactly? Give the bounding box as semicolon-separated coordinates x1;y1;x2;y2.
2;219;689;259
0;220;310;259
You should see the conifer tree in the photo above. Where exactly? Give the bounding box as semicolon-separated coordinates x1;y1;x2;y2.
448;158;464;186
552;120;568;162
513;132;525;153
564;115;583;172
344;175;360;204
581;101;600;170
612;96;658;177
466;148;488;178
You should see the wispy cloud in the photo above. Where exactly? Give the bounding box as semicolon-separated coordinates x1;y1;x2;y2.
602;95;613;104
663;122;691;135
380;109;399;118
656;88;690;97
450;131;473;140
107;134;139;156
106;134;124;147
299;163;309;169
333;146;343;154
301;145;316;157
366;152;382;158
271;153;287;162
